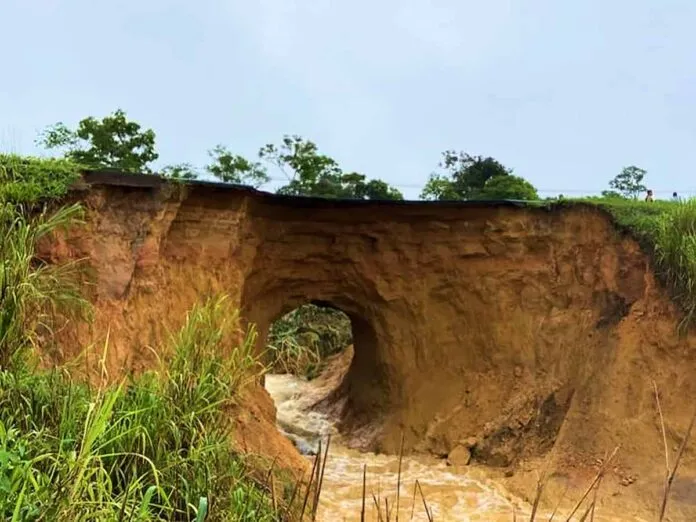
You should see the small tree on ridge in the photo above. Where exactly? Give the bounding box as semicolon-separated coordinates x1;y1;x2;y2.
608;166;647;199
37;109;158;173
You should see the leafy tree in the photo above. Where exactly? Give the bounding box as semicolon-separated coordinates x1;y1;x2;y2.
420;151;512;200
260;135;402;199
340;173;403;200
260;136;342;197
161;148;270;187
477;175;539;200
161;163;199;181
419;174;461;201
608;166;647;199
37;109;158;173
205;145;270;188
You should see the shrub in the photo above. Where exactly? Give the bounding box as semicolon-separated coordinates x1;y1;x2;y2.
0;154;82;204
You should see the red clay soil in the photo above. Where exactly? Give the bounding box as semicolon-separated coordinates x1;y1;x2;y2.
38;174;696;520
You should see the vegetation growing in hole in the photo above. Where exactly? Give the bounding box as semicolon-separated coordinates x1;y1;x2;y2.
266;304;353;379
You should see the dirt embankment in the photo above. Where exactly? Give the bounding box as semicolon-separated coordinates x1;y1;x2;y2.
41;173;696;519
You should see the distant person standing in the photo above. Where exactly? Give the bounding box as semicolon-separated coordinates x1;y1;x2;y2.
645;189;654;202
672;191;680;202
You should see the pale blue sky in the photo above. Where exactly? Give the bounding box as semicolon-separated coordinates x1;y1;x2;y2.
2;0;695;199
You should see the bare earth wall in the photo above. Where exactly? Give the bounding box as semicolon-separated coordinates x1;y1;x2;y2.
39;173;696;516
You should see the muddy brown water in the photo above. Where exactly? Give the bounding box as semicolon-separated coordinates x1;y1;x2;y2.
264;373;641;521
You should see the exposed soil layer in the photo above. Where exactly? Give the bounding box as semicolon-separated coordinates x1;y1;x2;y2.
40;173;696;520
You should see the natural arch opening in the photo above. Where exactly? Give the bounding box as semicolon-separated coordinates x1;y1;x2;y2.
242;283;399;453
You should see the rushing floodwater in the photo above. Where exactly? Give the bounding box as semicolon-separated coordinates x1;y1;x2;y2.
265;372;644;521
265;373;535;521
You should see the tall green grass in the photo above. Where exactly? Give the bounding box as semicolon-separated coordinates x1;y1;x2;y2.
651;200;696;329
0;201;89;369
0;201;295;521
0;297;287;521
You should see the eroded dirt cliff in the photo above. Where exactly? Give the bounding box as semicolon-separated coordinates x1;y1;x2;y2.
40;173;696;519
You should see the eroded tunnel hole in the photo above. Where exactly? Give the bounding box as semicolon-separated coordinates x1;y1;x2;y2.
263;302;355;455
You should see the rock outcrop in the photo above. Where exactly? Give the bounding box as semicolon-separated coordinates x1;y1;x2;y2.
40;173;696;515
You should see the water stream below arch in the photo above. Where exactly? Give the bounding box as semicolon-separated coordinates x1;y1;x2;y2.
266;372;536;521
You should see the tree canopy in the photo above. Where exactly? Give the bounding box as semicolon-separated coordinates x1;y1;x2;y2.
260;135;402;200
161;163;198;181
161;147;271;188
604;166;648;199
37;109;159;173
35;109;550;203
476;175;539;200
420;151;537;201
206;145;270;188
